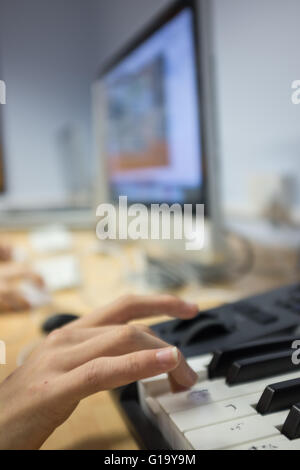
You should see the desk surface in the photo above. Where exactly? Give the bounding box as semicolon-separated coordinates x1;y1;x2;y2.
0;230;297;450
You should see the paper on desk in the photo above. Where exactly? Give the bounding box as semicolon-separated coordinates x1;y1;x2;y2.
12;246;28;262
19;281;52;308
29;225;73;253
34;255;81;291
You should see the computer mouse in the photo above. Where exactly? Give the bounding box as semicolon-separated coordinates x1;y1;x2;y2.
41;313;80;334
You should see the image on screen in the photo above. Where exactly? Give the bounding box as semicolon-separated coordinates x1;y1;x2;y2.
100;7;203;205
107;55;168;172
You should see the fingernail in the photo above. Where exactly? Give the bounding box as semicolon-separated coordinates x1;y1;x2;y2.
156;347;179;367
185;302;198;310
183;303;198;317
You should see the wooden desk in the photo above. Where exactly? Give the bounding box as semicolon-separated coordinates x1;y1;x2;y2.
0;230;298;449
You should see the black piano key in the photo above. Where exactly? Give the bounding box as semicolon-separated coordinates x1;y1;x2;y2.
282;403;300;440
256;377;300;415
226;350;299;385
208;336;299;379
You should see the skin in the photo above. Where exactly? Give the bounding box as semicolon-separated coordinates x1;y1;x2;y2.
0;295;199;450
0;262;45;312
0;244;13;262
0;280;31;311
0;263;44;287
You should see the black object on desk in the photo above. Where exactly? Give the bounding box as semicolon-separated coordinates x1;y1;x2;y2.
41;313;80;334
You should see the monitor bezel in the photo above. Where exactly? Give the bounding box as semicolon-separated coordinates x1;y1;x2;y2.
96;0;209;213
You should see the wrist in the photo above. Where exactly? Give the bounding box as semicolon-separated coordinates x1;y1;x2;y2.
0;391;54;450
0;410;52;450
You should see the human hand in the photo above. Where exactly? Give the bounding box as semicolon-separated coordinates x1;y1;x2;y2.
0;280;31;312
0;295;198;449
0;263;44;288
0;243;13;262
0;264;45;312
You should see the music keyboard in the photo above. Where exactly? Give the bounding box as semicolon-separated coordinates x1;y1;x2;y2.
138;339;300;450
112;284;300;449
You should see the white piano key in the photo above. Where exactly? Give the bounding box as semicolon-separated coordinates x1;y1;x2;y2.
170;393;260;432
187;353;212;369
276;439;300;450
263;410;289;426
138;377;166;425
138;353;212;422
144;397;161;416
139;351;300;451
184;414;281;450
139;375;170;396
187;354;212;381
230;436;296;450
139;353;212;390
138;379;167;424
139;373;167;385
157;370;300;415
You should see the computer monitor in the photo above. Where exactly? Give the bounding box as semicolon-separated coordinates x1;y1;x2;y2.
93;0;224;258
0;112;5;194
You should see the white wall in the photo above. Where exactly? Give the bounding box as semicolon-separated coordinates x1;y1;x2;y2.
0;0;171;209
213;0;300;216
0;0;97;208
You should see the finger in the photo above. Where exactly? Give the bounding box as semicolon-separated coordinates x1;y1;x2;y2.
0;245;12;262
0;296;10;312
61;325;198;390
63;346;181;400
168;374;190;393
46;325;116;346
61;325;157;365
0;263;25;280
0;264;44;287
24;271;45;288
70;295;198;328
61;322;154;341
0;290;30;312
7;291;31;311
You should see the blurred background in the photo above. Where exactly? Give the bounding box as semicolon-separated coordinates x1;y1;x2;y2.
0;0;299;281
0;0;299;219
0;0;300;450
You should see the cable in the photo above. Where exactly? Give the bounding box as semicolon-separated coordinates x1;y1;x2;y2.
138;230;255;288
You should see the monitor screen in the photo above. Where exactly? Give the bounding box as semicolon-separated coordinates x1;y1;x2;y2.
97;4;204;205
